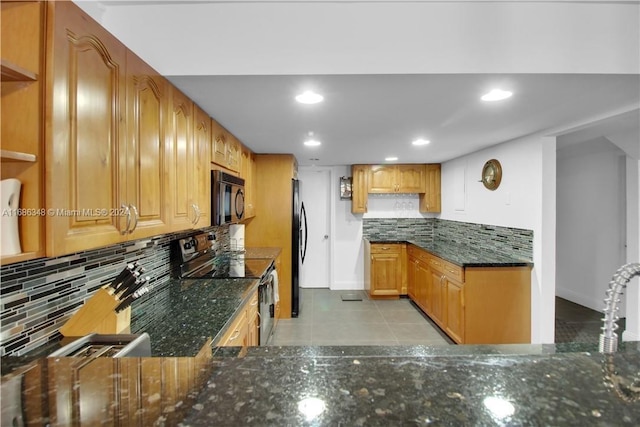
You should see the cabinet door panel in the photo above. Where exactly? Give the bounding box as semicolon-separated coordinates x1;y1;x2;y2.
446;279;464;343
46;1;126;256
420;164;441;212
368;165;396;193
193;106;211;227
416;259;430;312
371;253;402;296
126;51;169;238
429;269;444;326
351;165;368;213
397;164;426;193
168;88;194;230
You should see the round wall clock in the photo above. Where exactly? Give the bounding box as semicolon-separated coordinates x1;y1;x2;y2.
481;159;502;190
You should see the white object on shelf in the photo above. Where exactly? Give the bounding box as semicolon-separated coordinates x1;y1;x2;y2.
229;223;245;252
1;179;22;256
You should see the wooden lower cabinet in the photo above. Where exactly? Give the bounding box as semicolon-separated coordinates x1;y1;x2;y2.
218;289;259;349
364;241;403;298
445;278;464;343
406;244;531;344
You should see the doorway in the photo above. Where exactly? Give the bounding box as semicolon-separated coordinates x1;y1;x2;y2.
555;135;627;342
298;168;331;288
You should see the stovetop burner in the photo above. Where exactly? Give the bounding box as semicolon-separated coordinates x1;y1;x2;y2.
183;253;273;279
177;233;274;279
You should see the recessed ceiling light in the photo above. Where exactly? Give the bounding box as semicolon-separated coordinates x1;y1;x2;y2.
412;138;430;146
295;90;324;104
481;89;513;102
304;131;321;146
385;156;398;162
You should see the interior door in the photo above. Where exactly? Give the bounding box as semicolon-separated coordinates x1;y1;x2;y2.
298;169;331;288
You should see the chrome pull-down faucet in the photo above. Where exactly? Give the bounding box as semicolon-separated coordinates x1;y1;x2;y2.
599;262;640;353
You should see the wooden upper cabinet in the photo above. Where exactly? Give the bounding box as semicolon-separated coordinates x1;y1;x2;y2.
124;49;170;240
212;118;227;167
211;117;240;172
396;164;426;193
45;1;128;256
368;165;396;193
240;145;256;219
167;86;196;231
351;165;368;213
419;164;441;213
226;134;240;172
193;105;211;228
368;164;426;193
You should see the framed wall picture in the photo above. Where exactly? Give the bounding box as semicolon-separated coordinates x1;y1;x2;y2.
340;176;352;200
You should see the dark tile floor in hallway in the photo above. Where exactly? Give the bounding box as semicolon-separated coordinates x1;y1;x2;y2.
554;296;626;344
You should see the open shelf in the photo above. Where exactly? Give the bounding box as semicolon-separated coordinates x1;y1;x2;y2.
1;59;38;82
1;149;37;162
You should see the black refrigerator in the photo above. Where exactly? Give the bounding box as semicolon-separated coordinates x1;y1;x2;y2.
291;179;307;317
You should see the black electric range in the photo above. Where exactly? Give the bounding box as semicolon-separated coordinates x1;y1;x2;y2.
177;232;273;279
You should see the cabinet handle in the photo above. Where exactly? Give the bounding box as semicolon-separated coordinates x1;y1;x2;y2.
191;204;200;225
229;329;241;341
445;268;456;274
381;247;390;250
195;204;202;224
250;299;258;306
129;204;139;233
120;204;131;235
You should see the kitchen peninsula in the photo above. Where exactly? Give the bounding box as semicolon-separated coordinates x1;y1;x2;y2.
3;343;639;425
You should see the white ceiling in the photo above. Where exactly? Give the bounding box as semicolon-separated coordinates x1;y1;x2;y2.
168;73;639;166
77;0;640;166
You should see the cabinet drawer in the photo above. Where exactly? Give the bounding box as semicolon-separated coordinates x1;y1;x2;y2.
427;255;445;272
442;260;464;282
371;244;401;254
408;245;429;262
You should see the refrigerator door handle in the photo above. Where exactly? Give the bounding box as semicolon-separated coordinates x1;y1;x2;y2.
300;202;308;265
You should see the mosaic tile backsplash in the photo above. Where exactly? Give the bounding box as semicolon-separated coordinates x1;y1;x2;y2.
363;218;533;261
0;226;230;356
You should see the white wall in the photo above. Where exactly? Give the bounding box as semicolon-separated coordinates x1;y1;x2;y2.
556;138;628;315
75;1;639;76
331;166;365;290
440;135;555;343
623;158;640;341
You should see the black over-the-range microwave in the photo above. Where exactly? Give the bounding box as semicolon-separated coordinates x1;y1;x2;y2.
211;170;245;226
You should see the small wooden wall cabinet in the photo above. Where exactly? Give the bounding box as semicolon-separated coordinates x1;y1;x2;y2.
406;244;531;344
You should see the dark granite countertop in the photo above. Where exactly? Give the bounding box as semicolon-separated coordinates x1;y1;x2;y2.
140;276;259;357
3;343;639;425
182;343;640;426
138;247;281;356
366;237;533;268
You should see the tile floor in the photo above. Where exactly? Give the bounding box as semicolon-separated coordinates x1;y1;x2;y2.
269;291;614;346
268;288;452;346
554;296;625;344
